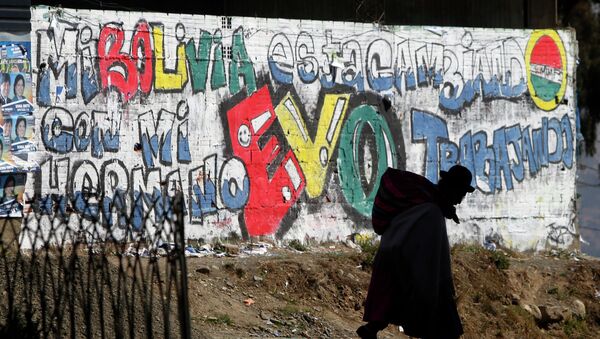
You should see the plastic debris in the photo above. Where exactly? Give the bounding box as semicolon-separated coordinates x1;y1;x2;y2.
185;246;203;257
124;244;151;257
241;242;271;256
483;235;497;251
483;240;496;251
243;298;255;306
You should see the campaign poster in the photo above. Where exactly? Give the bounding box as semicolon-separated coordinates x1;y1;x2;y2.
0;42;31;106
4;113;35;154
0;173;25;217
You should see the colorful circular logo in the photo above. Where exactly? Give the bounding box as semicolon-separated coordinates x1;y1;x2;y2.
525;30;567;111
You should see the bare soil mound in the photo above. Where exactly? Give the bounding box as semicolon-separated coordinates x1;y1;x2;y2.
186;244;600;338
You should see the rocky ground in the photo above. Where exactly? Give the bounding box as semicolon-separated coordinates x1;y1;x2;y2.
182;239;600;338
2;237;600;338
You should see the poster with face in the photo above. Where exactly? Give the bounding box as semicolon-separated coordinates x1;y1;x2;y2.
0;42;35;162
0;173;25;217
0;115;16;169
0;73;9;106
6;113;35;154
0;42;31;105
9;73;30;103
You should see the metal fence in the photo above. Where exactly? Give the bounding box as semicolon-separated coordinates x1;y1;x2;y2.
0;192;192;339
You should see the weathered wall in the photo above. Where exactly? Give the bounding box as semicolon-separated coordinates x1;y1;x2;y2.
29;7;578;251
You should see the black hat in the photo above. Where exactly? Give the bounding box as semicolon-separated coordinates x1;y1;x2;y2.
440;165;475;193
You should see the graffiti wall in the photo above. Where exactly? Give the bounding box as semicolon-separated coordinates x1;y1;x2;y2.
29;7;578;250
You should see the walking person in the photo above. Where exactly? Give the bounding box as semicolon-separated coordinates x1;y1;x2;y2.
357;165;475;339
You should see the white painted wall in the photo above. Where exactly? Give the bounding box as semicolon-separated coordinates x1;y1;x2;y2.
28;6;578;251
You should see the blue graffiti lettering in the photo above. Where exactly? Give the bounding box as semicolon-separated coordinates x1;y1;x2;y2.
296;32;319;84
41;107;74;154
268;33;294;85
138;109;176;168
410;109;449;182
219;157;250;210
411;110;574;193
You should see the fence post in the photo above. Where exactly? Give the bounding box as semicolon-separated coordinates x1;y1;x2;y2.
173;191;191;339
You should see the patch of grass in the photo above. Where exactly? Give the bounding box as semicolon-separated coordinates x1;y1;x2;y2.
563;316;587;336
354;234;379;267
280;304;301;316
212;242;226;253
505;304;541;333
490;250;510;270
453;243;483;254
235;267;245;278
546;286;570;300
507;305;533;319
205;313;233;326
481;299;498;316
288;239;307;252
279;302;309;316
226;231;241;243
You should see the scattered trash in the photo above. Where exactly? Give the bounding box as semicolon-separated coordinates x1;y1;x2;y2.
343;239;360;250
241;242;271;256
244;298;255;306
483;240;496;251
189;244;226;257
185;246;204;257
483;235;498;251
570;251;582;261
125;243;151;257
197;244;215;256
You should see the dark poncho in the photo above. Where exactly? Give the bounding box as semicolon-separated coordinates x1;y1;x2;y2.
364;168;463;338
372;168;458;235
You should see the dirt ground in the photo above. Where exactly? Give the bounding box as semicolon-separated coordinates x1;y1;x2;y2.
185;242;600;338
2;239;600;338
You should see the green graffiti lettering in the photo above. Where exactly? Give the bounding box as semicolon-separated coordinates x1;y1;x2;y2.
211;30;227;90
185;30;212;93
337;105;397;216
229;28;257;95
